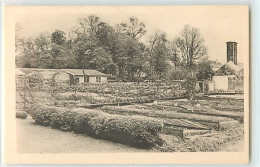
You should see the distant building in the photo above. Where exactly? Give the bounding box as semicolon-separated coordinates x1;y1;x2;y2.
212;75;230;91
226;41;238;65
196;80;214;93
133;71;146;79
61;69;107;84
17;68;108;86
198;41;243;93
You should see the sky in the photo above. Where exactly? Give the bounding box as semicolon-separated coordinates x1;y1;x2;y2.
16;6;249;64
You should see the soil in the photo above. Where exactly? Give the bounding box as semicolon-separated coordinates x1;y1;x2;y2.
219;139;244;152
16;116;148;153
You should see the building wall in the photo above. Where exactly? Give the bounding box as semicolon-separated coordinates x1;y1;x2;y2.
89;76;96;83
196;81;215;93
79;76;84;83
212;76;229;91
208;82;215;91
101;76;107;83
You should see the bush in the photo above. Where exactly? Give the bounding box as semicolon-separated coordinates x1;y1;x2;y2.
30;104;164;149
16;111;27;119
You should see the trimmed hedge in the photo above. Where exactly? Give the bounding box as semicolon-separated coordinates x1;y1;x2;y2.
16;111;27;119
30;104;164;149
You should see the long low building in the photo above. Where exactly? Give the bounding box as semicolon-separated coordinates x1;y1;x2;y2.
57;69;107;84
17;68;108;85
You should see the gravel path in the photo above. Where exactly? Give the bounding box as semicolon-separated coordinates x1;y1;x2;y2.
16;116;148;153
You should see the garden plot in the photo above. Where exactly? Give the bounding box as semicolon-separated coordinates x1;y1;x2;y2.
196;96;244;112
99;105;239;130
177;108;243;122
21;82;186;108
150;98;244;122
19;96;244;152
16;79;245;152
157;124;244;152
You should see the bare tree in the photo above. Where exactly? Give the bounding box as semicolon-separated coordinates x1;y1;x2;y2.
173;25;207;69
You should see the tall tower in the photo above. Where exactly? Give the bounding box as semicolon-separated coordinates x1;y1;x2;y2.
226;41;238;65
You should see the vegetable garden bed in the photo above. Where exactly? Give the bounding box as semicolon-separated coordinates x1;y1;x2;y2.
100;105;235;130
177;109;244;122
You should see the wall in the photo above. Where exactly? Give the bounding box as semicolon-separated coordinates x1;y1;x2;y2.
208;82;215;92
101;77;107;83
79;76;84;83
89;76;96;83
212;76;229;91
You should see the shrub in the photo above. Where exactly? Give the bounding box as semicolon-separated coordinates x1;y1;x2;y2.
16;111;27;119
30;105;164;149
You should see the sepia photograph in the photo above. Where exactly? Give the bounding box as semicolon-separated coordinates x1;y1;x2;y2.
4;6;249;164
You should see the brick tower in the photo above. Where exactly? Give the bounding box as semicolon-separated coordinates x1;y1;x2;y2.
226;41;238;65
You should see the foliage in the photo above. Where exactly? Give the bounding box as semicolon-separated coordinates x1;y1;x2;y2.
147;31;170;79
51;30;66;45
16;111;28;119
16;19;208;82
168;25;207;100
30;104;164;148
183;72;197;101
168;67;189;80
116;17;146;39
171;25;207;68
196;61;214;80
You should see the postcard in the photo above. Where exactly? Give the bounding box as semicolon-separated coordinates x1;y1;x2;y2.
3;5;249;164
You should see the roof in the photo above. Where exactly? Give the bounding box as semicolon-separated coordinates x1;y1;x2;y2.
62;69;107;76
18;68;58;80
214;61;241;76
17;68;107;79
225;61;240;72
226;41;238;44
19;68;59;74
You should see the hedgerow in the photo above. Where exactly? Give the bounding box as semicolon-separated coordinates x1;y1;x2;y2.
30;104;164;149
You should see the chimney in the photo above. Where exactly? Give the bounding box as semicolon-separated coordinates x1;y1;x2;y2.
226;41;238;65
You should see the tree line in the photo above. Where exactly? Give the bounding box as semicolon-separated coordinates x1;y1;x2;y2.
15;15;212;82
